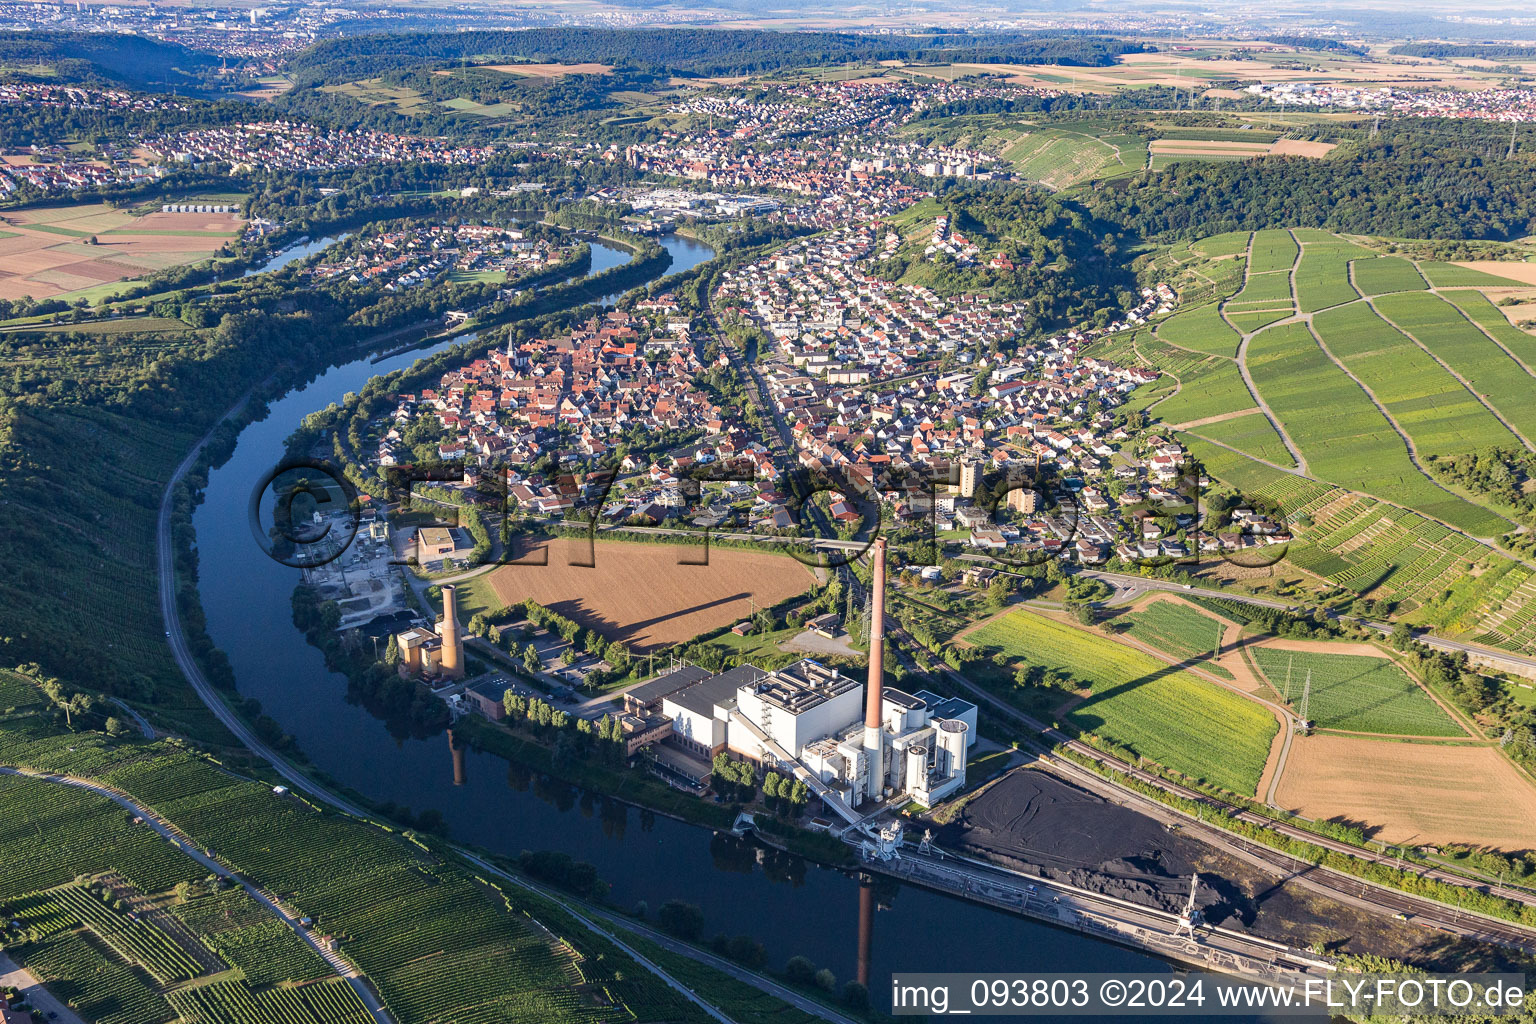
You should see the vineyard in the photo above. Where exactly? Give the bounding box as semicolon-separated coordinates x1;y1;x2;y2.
167;978;374;1024
1372;291;1536;444
1312;302;1519;457
172;890;331;987
1291;231;1368;313
1251;647;1465;737
1157;302;1241;357
49;883;205;984
9;930;176;1024
965;611;1277;795
0;771;199;902
1350;257;1427;296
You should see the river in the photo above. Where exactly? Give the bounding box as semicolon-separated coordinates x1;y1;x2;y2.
191;233;1283;1020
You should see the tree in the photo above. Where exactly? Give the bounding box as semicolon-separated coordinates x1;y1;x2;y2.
784;956;816;984
104;716;127;737
763;771;782;800
814;968;837;993
383;634;402;668
523;644;542;675
656;900;704;941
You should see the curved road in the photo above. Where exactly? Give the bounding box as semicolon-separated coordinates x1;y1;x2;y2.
0;766;393;1024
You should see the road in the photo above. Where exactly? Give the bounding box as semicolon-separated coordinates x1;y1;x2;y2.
0;766;392;1024
0;951;87;1024
152;396;841;1024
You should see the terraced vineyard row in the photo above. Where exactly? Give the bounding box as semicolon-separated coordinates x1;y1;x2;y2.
0;768;199;902
51;883;206;984
167;978;374;1024
11;930;176;1024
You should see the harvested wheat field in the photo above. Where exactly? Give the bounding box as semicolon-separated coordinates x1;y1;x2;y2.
482;63;613;77
1451;261;1536;287
0;202;241;301
484;537;816;650
1276;735;1536;849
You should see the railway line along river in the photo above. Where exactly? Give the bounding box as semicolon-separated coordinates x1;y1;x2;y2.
189;232;1277;1019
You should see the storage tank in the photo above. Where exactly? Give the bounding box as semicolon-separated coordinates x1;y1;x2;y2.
937;719;968;785
906;744;928;793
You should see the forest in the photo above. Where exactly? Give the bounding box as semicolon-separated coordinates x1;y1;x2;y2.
1389;42;1536;60
285;28;1144;85
0;31;220;91
1086;141;1536;241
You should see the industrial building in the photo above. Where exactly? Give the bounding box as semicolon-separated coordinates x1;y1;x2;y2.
622;539;975;816
395;583;465;680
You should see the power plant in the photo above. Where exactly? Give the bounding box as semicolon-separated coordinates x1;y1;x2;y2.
394;583;465;681
622;536;974;823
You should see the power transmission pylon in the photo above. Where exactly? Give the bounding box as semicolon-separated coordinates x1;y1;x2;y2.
1508;124;1518;161
1298;669;1312;730
1370;115;1380;139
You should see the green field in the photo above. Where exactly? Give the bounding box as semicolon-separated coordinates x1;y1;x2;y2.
1187;411;1296;468
1189;231;1251;259
1113;601;1233;680
1439;291;1536;371
1419;262;1533;288
1372;291;1536;443
1312;303;1520;457
1224;309;1292;332
1245;322;1507;535
965;611;1277;794
0;726;714;1024
1159;302;1241;356
1250;647;1463;736
1226;270;1294;310
1350;257;1427;296
1151;356;1256;426
1248;230;1299;275
1002;123;1147;189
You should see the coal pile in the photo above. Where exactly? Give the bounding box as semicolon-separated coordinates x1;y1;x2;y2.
935;769;1218;915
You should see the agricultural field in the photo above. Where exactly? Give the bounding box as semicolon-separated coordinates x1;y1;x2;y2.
1244;321;1506;536
0;203;242;302
171;889;331;986
1439;291;1536;371
1418;262;1536;289
1312;303;1520;457
10;929;176;1024
167;978;374;1024
1224;271;1294;312
1187;411;1297;468
963;610;1278;795
1292;234;1370;313
1248;230;1299;275
1001;123;1146;190
0;739;700;1024
1350;257;1426;296
1150;356;1255;427
1250;645;1463;736
1371;291;1536;444
1275;735;1536;849
317;79;431;114
1158;302;1241;356
1110;600;1232;679
0;771;200;902
476;538;817;651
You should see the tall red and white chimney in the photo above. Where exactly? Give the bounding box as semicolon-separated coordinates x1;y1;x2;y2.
863;537;887;802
